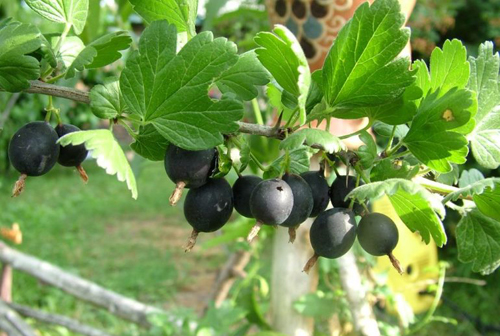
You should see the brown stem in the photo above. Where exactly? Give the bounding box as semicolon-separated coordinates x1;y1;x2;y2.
388;252;403;275
77;165;88;183
11;174;27;198
169;181;186;206
288;226;299;244
302;253;319;274
184;230;199;253
246;221;263;243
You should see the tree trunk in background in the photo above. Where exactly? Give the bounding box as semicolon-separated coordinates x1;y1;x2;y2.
337;251;380;336
270;221;318;336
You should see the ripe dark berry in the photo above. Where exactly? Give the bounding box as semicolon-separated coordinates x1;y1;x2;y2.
246;178;294;242
303;208;357;273
357;212;402;274
164;144;216;205
55;124;89;182
330;175;364;215
183;178;233;251
281;174;313;243
300;170;329;217
233;175;263;218
8;121;59;197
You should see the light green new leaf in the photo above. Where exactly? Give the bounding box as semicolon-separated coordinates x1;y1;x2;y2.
347;178;446;245
255;25;310;125
468;42;500;169
279;129;345;154
216;51;270;101
120;21;243;150
373;122;408;139
357;131;377;169
263;147;313;179
442;177;500;203
58;130;138;199
89;76;126;119
458;168;484;188
322;0;414;109
429;39;470;95
0;21;41;92
403;88;475;172
56;36;85;69
65;31;131;78
25;0;89;34
39;34;57;68
456;209;500;275
130;124;169;161
129;0;198;38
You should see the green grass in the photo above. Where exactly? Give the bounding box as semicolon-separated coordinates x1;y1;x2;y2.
0;160;224;335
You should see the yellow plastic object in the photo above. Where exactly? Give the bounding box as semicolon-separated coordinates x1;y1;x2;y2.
371;197;439;314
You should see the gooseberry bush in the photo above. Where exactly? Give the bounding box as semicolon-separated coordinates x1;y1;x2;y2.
1;0;500;276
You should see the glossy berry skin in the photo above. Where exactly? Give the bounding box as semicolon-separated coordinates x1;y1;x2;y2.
357;213;399;256
233;175;263;218
280;174;313;227
8;121;60;176
55;124;88;167
310;208;357;259
164;144;216;188
250;179;294;225
300;171;330;217
184;178;233;233
330;175;364;214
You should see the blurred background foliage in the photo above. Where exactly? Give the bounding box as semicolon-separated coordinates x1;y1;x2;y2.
0;1;499;336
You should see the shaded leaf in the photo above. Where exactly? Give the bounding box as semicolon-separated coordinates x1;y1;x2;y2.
279;128;344;154
89;76;126;119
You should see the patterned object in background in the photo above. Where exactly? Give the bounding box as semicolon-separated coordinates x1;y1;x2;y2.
266;0;370;71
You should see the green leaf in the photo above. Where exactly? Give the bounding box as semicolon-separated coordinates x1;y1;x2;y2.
39;34;57;68
238;137;251;173
279;128;345;154
0;21;41;92
322;0;414;109
403;88;476;172
442;177;500;203
475;185;500;222
130;124;169;161
56;36;85;69
263;147;312;179
428;39;469;95
357;131;377;169
58;130;138;199
255;25;310;125
435;164;459;186
413;60;431;101
456;209;500;275
129;0;198;38
120;21;243;150
370;159;419;182
468;42;500;169
458;168;484;188
305;69;323;113
347;178;446;245
373;122;408;139
25;0;89;34
65;31;131;78
293;291;338;318
216;51;270;101
89;76;126;119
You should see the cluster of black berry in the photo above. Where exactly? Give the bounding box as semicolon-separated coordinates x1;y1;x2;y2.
9;122;88;197
164;145;401;273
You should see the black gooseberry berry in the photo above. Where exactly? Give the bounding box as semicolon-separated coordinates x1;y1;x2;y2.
300;170;330;217
164;144;216;205
357;212;402;274
183;178;233;252
8;121;60;197
330;175;365;215
55;124;89;182
281;173;313;243
303;208;357;274
233;175;263;218
246;178;294;242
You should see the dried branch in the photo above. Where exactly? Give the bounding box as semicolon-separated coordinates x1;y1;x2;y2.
0;242;162;327
0;301;36;336
7;302;114;336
